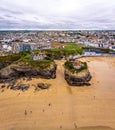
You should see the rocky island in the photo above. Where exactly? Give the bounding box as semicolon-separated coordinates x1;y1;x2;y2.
0;51;57;83
64;60;91;86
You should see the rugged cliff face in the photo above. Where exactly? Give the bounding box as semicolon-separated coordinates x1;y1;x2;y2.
64;69;91;86
0;62;11;70
0;62;57;83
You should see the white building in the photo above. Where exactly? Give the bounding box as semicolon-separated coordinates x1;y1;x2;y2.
109;45;115;51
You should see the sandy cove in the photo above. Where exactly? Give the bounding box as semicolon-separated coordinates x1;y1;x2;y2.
0;57;115;130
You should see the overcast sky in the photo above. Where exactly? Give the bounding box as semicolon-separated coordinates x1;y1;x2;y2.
0;0;115;30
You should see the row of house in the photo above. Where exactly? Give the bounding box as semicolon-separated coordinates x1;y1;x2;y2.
30;52;46;60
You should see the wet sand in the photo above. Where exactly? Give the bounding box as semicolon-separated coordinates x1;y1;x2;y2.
0;57;115;130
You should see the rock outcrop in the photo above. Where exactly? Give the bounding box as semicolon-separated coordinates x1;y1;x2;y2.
37;83;50;89
10;83;30;91
0;62;6;69
0;62;57;83
64;69;91;86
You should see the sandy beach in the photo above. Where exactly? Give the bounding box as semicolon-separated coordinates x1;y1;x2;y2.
0;56;115;130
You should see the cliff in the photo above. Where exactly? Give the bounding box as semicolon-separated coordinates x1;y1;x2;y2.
64;69;91;86
64;60;91;86
0;62;57;83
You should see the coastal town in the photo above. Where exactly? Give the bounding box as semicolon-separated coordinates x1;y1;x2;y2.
0;31;115;56
1;0;115;129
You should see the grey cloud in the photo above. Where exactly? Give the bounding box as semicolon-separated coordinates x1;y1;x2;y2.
0;6;23;14
4;15;12;18
0;16;5;20
0;0;115;30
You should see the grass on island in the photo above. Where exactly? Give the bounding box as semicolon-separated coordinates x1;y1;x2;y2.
0;53;22;63
20;54;53;69
21;59;53;69
0;51;54;69
0;53;23;69
64;60;87;73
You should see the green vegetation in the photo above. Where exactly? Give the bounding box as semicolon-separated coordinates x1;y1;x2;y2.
64;61;74;71
25;60;53;69
64;43;80;49
33;50;40;54
0;53;23;69
64;60;87;73
18;51;54;69
63;43;83;55
44;43;83;58
82;46;94;49
99;48;115;53
20;57;53;69
45;56;54;61
20;53;30;62
18;50;30;55
0;54;21;63
0;50;53;69
20;53;53;69
0;43;83;70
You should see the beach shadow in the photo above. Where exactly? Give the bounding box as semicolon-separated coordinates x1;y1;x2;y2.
65;85;73;95
76;126;115;130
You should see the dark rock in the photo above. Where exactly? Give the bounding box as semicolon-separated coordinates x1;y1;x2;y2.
51;73;56;79
0;63;57;83
8;81;16;86
64;70;91;86
0;67;17;79
37;83;50;89
1;85;6;88
0;62;9;69
10;83;29;91
26;76;32;81
23;77;26;80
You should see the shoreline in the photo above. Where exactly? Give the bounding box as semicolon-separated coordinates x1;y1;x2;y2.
0;56;115;130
